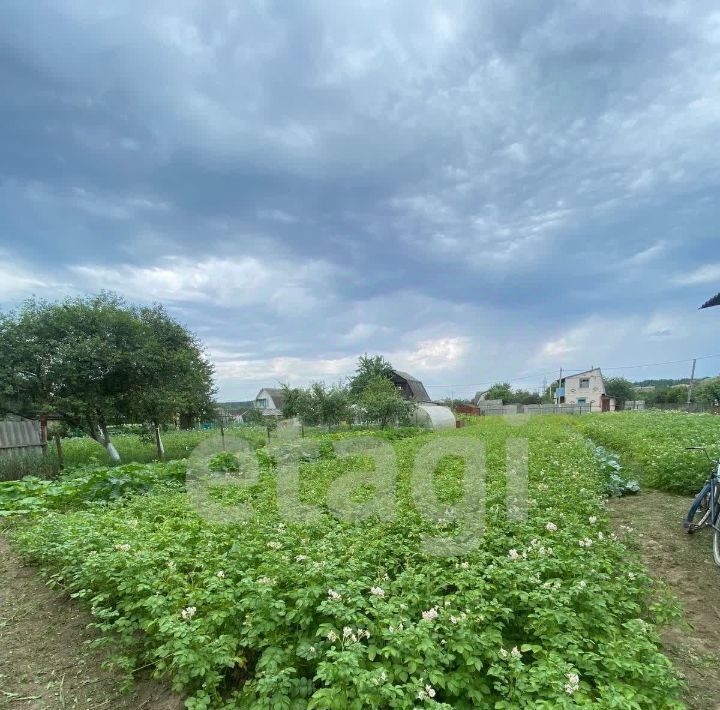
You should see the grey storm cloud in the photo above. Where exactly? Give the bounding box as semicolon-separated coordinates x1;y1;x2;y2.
1;0;720;398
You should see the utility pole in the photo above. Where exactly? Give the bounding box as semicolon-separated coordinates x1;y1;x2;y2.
687;358;697;412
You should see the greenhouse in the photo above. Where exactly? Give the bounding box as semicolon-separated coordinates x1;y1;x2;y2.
414;403;456;430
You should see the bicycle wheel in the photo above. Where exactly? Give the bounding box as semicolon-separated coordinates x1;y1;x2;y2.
685;483;712;533
713;495;720;567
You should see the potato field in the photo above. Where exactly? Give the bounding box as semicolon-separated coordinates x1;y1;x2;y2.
3;413;716;708
578;410;720;495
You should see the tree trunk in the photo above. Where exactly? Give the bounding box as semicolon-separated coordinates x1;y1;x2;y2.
54;433;64;471
179;413;195;430
104;440;121;462
87;417;101;442
154;422;165;460
99;420;121;463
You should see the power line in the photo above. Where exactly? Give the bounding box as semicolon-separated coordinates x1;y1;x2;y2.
423;353;720;390
563;353;720;372
222;353;720;399
424;371;556;389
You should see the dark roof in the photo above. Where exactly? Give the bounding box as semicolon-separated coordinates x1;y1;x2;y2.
390;369;432;402
700;292;720;309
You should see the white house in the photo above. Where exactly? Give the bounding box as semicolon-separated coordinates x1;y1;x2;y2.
555;368;614;411
253;388;286;417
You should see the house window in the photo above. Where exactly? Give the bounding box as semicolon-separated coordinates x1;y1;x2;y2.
256;398;268;409
577;398;587;405
579;378;590;389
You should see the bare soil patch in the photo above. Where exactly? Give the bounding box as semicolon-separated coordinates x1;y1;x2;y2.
608;491;720;710
0;537;182;710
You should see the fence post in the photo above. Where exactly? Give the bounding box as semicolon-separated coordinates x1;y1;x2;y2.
39;415;48;456
220;420;226;451
687;358;697;412
54;433;64;471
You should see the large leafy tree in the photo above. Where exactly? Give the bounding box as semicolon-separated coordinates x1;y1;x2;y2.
482;382;514;404
510;389;541;405
357;376;416;429
279;384;305;419
348;355;394;397
0;293;215;461
604;377;636;408
644;383;695;406
696;377;720;405
278;382;351;430
308;382;350;431
126;304;216;456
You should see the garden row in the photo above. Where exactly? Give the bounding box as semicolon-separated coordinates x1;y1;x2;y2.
576;410;720;495
1;418;682;708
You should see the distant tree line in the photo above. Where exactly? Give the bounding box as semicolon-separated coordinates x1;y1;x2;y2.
643;378;720;407
633;378;694;388
609;376;720;407
573;376;720;408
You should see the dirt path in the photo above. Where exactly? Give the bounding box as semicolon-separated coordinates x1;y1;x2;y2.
608;491;720;710
0;537;182;710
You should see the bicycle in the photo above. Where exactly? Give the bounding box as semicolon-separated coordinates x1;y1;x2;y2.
683;447;720;567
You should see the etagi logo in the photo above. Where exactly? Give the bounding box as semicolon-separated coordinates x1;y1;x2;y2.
187;419;528;557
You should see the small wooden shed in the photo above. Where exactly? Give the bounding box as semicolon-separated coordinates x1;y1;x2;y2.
0;418;43;457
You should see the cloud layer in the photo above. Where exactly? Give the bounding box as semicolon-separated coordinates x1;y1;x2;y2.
1;1;720;398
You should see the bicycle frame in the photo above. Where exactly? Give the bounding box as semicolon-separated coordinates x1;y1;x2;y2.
710;463;720;534
684;449;720;533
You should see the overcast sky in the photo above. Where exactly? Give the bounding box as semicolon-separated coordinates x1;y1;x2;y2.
1;1;720;400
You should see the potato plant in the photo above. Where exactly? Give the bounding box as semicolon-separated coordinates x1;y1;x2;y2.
0;461;186;516
578;411;720;494
3;418;682;708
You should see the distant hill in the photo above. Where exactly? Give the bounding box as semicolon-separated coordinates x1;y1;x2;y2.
218;400;254;412
633;378;696;388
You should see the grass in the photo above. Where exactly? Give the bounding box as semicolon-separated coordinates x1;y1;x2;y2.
2;425;420;482
0;452;56;482
0;426;269;482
